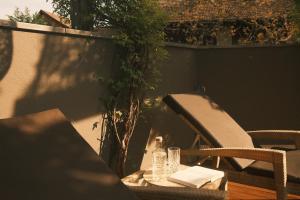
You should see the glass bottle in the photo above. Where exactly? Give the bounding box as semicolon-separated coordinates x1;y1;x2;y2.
152;136;167;181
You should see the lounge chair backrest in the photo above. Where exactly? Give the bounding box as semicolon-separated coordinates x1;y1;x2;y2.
0;109;138;200
163;94;255;170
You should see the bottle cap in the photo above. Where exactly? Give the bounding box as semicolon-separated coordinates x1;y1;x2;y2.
155;136;163;142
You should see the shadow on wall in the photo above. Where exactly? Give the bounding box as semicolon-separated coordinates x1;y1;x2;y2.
124;46;207;173
0;29;13;82
125;104;196;174
13;34;114;122
193;46;300;130
126;47;205;174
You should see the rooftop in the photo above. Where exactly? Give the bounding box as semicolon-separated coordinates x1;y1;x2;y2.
38;10;71;28
159;0;295;22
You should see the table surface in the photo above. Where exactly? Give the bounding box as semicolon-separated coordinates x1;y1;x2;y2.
122;165;228;191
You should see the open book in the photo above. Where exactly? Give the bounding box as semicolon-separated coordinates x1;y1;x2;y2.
167;166;224;188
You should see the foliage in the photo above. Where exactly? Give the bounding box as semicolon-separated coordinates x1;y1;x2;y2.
291;0;300;39
49;0;97;30
165;16;295;46
165;21;218;45
231;17;294;45
50;0;167;177
48;0;71;19
8;7;47;25
98;0;167;177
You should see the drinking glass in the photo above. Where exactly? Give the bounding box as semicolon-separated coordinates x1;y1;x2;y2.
168;147;180;174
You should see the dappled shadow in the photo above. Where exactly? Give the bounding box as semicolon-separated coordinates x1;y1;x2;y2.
0;28;13;81
98;93;154;174
13;33;114;121
125;117;153;174
0;109;137;200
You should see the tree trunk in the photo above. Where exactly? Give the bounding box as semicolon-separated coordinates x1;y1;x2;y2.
116;146;126;178
70;0;94;30
107;128;128;178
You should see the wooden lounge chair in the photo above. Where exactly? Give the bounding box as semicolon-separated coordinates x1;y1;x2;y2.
163;94;300;200
0;109;227;200
0;109;138;200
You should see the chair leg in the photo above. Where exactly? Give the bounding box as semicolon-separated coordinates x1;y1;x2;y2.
190;134;201;149
212;156;220;169
273;153;287;200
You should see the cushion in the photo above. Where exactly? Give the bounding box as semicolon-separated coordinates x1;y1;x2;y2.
245;150;300;184
0;109;138;200
163;94;255;170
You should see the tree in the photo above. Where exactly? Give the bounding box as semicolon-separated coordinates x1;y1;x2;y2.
49;0;97;30
99;0;167;177
51;0;167;177
8;7;47;25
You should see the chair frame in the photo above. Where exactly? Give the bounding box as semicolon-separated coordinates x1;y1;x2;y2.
180;114;300;200
181;148;286;200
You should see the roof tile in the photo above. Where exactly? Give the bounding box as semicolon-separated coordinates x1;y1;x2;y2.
159;0;295;21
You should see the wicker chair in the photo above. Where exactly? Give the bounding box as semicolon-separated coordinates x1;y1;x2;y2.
163;94;300;200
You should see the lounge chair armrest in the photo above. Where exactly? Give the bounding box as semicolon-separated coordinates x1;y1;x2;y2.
181;148;287;200
181;148;285;163
247;130;300;149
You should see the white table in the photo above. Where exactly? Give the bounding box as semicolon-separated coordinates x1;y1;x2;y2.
122;165;227;191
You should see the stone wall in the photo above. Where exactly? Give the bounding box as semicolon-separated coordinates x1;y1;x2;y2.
0;20;114;153
1;20;300;174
